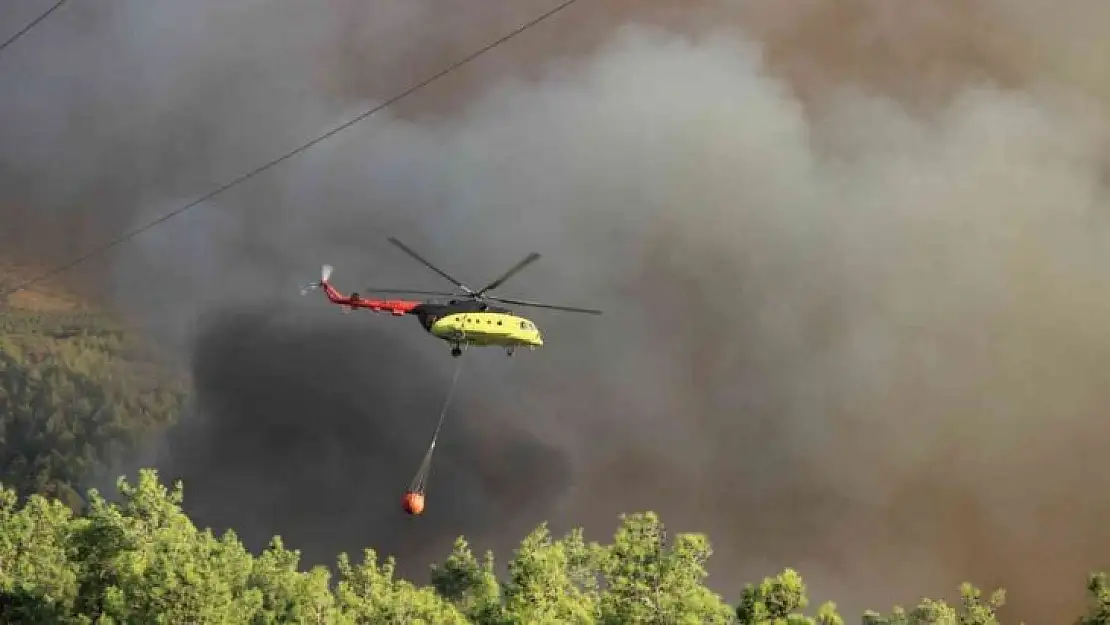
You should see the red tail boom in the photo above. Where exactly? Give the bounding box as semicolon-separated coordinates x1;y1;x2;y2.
322;282;420;315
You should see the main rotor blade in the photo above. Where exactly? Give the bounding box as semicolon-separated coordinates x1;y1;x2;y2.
476;252;541;296
486;295;603;315
387;237;474;294
362;288;459;297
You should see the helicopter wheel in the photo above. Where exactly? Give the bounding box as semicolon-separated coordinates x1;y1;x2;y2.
506;346;515;357
451;345;462;358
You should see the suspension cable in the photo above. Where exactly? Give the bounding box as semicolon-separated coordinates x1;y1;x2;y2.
408;355;465;496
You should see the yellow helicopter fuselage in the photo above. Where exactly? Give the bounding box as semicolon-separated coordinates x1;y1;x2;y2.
427;311;543;348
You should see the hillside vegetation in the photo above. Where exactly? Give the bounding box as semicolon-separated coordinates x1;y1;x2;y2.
0;274;185;510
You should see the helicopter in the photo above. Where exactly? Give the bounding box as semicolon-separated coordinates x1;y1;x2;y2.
301;237;602;357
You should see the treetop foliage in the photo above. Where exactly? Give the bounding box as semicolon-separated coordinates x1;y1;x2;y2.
1;469;1107;625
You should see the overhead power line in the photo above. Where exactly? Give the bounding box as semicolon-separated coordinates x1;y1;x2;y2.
0;0;69;57
2;0;582;297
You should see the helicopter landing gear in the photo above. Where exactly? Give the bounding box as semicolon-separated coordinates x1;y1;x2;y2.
506;346;515;357
450;341;468;358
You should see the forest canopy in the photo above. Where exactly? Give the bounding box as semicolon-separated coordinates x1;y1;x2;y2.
0;303;185;510
3;468;1110;624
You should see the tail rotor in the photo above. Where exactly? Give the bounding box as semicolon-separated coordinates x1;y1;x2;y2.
300;264;334;295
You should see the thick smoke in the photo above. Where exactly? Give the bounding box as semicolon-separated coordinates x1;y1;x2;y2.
5;0;1110;621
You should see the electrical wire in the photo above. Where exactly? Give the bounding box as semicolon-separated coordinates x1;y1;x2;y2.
1;0;583;298
0;0;69;57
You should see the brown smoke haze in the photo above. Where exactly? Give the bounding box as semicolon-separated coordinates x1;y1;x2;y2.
4;0;1110;621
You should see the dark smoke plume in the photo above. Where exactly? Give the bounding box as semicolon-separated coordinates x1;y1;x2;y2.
6;1;1110;622
157;304;572;577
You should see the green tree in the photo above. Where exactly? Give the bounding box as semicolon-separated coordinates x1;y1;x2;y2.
249;536;339;625
956;583;1005;625
72;470;262;624
0;485;82;623
430;537;503;623
736;568;842;625
335;548;468;624
500;523;600;624
1077;573;1110;625
597;511;734;625
863;607;908;625
863;583;1005;625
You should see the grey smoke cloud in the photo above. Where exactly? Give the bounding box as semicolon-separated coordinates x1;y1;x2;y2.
6;1;1110;622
